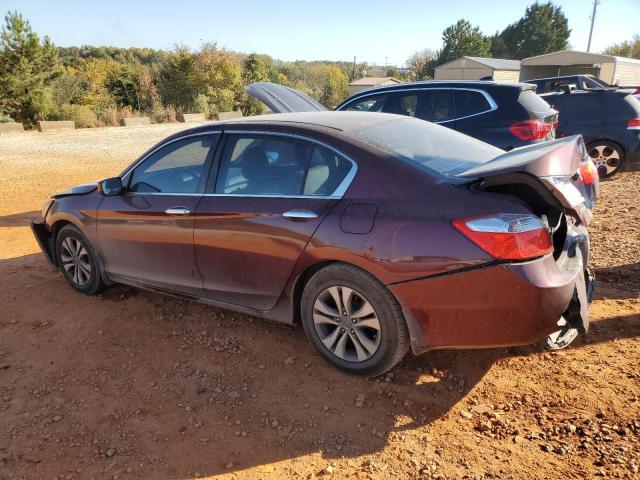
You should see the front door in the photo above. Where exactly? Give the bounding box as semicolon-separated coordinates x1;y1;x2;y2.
194;132;355;310
97;133;219;294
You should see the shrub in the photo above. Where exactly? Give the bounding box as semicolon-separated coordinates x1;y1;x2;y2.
193;93;211;118
150;102;169;123
97;107;118;126
59;104;97;128
165;105;177;123
0;112;13;123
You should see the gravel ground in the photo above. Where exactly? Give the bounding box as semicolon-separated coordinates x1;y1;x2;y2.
0;125;638;479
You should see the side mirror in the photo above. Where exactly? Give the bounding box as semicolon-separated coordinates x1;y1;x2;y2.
98;177;123;196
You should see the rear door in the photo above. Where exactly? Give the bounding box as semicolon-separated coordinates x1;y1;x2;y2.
194;132;356;310
546;92;603;143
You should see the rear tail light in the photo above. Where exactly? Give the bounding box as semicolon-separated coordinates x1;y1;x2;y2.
453;214;552;260
509;119;552;141
580;159;599;185
628;118;640;130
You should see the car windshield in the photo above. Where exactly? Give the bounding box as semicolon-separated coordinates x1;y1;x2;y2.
349;117;500;180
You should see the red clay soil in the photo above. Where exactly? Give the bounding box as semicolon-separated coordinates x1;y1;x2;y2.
0;128;638;479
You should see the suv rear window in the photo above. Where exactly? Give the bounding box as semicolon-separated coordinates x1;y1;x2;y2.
518;89;554;115
351;117;500;180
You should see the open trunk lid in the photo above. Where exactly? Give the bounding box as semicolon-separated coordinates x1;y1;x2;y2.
458;135;598;226
245;82;327;113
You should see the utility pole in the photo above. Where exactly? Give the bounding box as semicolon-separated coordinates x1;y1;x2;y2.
352;56;356;79
587;0;600;52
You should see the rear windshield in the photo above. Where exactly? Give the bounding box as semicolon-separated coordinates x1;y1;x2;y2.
518;89;554;116
350;117;500;180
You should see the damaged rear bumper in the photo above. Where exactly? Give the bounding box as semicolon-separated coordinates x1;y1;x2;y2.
31;220;56;266
391;248;593;355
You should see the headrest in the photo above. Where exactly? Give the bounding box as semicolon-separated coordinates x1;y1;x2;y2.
241;148;269;181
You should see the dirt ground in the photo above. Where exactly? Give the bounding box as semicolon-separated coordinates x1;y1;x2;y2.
0;125;638;480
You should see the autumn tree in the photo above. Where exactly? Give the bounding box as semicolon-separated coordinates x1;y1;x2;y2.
406;49;436;80
604;35;640;59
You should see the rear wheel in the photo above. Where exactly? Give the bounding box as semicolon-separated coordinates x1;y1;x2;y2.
55;225;105;295
587;140;624;178
300;264;409;377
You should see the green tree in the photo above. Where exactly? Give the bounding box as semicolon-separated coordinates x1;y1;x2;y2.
494;2;570;59
0;10;60;124
604;35;640;59
157;46;199;110
434;19;490;68
105;63;142;110
239;53;270;115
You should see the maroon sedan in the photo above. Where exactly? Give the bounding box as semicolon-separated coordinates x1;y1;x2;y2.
32;112;598;376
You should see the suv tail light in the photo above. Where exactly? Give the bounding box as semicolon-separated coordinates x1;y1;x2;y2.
509;119;552;141
628;118;640;130
453;214;552;260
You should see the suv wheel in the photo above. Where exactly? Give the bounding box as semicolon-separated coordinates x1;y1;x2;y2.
588;141;624;178
55;225;106;295
301;264;409;377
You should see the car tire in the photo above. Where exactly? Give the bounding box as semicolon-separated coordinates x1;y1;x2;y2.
587;140;625;178
55;224;106;295
300;263;409;377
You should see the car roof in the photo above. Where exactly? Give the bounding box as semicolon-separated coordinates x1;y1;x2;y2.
342;80;535;96
196;111;406;133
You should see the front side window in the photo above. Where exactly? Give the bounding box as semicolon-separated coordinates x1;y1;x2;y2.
452;90;492;118
341;94;389;112
214;134;352;197
129;135;217;193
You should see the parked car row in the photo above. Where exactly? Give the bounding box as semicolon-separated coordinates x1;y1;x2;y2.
247;77;640;178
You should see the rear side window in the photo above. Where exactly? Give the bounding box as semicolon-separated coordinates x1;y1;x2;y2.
391;90;453;123
214;135;352;197
518;89;554;115
303;146;352;196
341;94;388;112
452;90;492;118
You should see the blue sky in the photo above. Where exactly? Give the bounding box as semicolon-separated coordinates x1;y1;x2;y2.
1;0;638;64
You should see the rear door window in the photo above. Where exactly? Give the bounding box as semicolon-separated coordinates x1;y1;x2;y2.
214;135;352;197
452;90;492;119
388;90;453;123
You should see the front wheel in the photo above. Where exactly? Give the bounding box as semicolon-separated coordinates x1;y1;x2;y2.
300;264;409;377
587;141;624;178
55;225;106;295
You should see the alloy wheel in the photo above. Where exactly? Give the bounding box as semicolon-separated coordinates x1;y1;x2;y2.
544;316;578;350
60;236;92;287
588;144;621;177
312;286;381;362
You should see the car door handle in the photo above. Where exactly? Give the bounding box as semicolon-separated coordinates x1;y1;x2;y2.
165;207;191;216
282;209;318;220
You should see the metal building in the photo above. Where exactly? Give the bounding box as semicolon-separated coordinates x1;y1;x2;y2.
434;57;521;82
519;50;640;85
